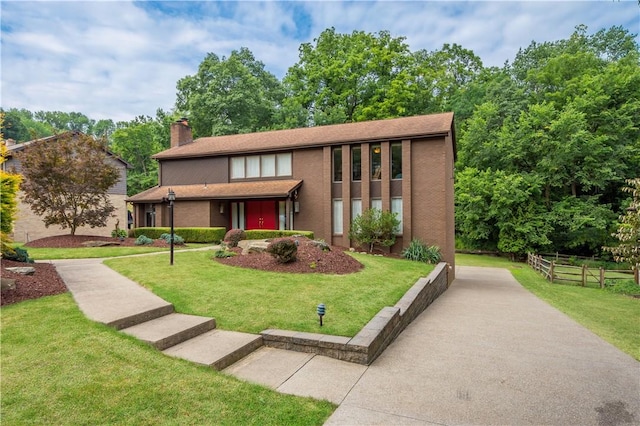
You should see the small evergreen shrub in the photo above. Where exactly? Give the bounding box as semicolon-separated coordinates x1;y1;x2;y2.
214;249;236;258
2;246;34;263
159;233;185;245
402;239;442;264
224;229;246;248
267;238;298;263
135;235;154;245
111;228;127;239
349;208;400;252
131;227;225;243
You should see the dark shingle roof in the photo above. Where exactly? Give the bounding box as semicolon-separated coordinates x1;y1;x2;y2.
154;112;454;160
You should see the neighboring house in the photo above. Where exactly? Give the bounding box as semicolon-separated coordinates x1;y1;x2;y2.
3;132;130;242
128;113;456;269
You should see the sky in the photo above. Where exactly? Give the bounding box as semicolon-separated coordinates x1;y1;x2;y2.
1;0;638;123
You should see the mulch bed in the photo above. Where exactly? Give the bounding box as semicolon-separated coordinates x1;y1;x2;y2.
1;259;67;306
215;237;364;275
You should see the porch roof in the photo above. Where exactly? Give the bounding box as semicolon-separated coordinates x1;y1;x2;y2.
126;179;303;203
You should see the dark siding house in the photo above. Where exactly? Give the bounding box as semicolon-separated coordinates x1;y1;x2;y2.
128;113;456;271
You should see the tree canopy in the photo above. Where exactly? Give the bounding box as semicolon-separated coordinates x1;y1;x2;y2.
17;133;120;235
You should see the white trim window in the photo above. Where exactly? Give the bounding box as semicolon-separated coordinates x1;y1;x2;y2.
391;197;403;234
371;198;382;211
230;152;292;179
231;157;245;179
276;153;292;176
333;199;343;234
351;198;362;220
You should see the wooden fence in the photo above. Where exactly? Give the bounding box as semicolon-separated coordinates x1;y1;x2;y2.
527;253;639;288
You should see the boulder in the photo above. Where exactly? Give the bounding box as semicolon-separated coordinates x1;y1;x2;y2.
310;240;331;252
82;240;122;247
1;278;16;291
6;266;36;276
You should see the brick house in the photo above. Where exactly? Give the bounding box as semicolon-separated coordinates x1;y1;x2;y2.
3;132;130;242
128;113;456;268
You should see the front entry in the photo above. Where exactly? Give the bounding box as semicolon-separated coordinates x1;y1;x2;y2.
245;200;277;230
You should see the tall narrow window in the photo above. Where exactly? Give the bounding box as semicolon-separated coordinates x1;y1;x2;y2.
391;197;403;234
351;199;362;220
352;146;361;181
371;144;381;180
276;153;292;176
332;199;343;234
391;143;402;179
371;198;382;211
333;148;342;182
261;154;276;177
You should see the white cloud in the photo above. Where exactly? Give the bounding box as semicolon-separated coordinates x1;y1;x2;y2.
1;0;638;122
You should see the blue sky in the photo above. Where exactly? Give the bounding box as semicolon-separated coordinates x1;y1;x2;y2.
1;1;638;122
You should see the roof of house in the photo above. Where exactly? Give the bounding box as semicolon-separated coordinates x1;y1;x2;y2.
154;112;455;160
4;131;132;169
126;180;303;203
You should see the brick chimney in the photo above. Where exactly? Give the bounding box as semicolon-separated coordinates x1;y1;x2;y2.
170;118;193;148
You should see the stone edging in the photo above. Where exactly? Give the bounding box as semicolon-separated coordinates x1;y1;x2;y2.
261;262;449;365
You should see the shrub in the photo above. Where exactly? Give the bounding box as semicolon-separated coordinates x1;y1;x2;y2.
130;227;225;243
604;279;640;296
135;235;154;245
402;239;442;264
224;229;246;248
111;228;127;239
349;208;400;252
2;246;34;263
267;238;298;263
214;249;236;258
159;233;185;245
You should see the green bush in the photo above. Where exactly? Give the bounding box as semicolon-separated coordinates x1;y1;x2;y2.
111;228;127;239
604;279;640;296
213;249;236;258
159;233;185;245
135;235;154;246
224;229;246;248
402;239;442;264
267;238;298;263
244;230;314;240
349;208;400;252
2;246;34;263
130;227;225;243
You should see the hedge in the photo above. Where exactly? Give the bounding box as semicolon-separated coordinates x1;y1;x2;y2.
129;227;226;243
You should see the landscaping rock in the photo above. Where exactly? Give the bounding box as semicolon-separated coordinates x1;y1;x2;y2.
82;240;122;247
1;278;16;291
310;240;331;252
6;267;36;276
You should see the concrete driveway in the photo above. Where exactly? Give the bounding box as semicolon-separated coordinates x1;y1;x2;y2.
326;266;640;425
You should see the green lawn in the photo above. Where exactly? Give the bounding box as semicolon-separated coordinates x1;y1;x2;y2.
21;243;212;260
105;251;433;337
456;254;640;360
1;295;335;425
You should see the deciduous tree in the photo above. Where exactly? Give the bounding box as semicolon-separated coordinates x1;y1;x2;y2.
17;133;120;235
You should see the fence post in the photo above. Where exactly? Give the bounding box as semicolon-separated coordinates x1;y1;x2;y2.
581;264;586;287
550;261;555;283
599;267;605;289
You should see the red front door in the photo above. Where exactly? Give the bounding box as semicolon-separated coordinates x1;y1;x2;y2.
245;201;277;230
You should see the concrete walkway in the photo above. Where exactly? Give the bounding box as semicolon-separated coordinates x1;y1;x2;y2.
52;258;640;425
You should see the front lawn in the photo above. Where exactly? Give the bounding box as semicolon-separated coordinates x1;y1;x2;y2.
456;254;640;360
0;295;335;425
105;251;433;337
21;244;211;260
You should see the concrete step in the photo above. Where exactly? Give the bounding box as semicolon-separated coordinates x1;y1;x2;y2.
109;303;175;330
162;329;264;370
121;313;216;350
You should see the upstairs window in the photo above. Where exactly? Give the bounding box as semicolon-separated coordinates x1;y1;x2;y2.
333;147;342;182
391;143;402;179
231;152;292;179
352;146;361;181
371;144;381;180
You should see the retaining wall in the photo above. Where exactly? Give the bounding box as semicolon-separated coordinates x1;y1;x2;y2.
261;262;449;365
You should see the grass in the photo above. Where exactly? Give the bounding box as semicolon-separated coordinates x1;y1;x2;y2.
19;243;212;260
0;295;335;425
105;251;434;337
456;254;640;360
